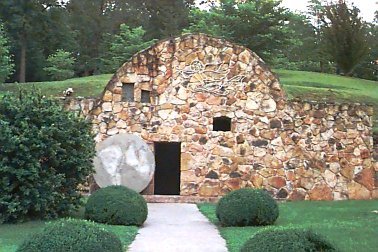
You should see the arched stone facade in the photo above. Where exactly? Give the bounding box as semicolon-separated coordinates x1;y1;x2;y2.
87;34;376;200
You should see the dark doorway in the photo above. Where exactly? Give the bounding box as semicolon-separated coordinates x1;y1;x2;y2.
154;142;181;195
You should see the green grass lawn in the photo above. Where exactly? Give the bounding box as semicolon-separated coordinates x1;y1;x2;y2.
0;74;112;98
0;206;138;252
0;69;377;131
198;200;378;252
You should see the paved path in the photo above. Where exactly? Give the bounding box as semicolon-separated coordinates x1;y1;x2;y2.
128;203;228;252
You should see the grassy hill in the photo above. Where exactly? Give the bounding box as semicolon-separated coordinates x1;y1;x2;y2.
0;70;377;132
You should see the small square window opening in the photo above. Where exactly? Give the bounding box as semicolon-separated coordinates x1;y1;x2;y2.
213;116;231;131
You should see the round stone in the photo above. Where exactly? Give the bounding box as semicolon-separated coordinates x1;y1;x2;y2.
93;133;155;192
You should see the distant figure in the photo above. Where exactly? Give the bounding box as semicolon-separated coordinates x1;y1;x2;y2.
63;87;74;97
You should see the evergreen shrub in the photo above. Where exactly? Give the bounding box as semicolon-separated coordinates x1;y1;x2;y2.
85;185;147;226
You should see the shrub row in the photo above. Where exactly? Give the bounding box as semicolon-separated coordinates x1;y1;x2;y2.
19;185;147;251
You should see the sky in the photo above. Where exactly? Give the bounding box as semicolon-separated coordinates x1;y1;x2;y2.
281;0;377;22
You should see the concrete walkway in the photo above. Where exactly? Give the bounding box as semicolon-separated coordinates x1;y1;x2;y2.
128;203;228;252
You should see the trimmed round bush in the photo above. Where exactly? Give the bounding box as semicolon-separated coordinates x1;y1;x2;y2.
17;218;122;252
241;228;338;252
85;185;147;226
216;188;279;226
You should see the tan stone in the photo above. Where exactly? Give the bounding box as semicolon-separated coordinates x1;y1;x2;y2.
206;96;222;105
199;181;220;197
347;181;371;200
309;184;333;200
251;174;263;187
103;90;113;102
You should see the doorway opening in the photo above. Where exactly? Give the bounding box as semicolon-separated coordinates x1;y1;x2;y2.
154;142;181;195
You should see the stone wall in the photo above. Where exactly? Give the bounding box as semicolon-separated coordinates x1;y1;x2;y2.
65;33;377;200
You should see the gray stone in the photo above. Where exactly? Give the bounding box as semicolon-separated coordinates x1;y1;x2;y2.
93;133;155;192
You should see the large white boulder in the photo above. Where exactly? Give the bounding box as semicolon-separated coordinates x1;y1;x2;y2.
93;134;155;192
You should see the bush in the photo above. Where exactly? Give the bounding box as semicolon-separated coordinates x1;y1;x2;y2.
85;185;147;226
43;49;75;81
241;228;338;252
0;90;95;223
216;188;278;226
17;218;122;252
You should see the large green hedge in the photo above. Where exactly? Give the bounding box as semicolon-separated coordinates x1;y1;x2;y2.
85;185;148;226
216;188;279;227
0;90;95;223
17;218;122;252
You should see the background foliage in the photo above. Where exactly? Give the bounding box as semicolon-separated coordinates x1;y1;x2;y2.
0;0;376;82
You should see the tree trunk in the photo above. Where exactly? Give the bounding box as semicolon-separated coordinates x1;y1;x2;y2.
19;36;26;83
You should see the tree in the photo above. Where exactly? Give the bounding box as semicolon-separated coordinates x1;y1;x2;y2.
66;0;151;76
186;0;293;63
0;23;14;83
43;49;75;81
320;0;369;76
0;89;95;223
307;0;332;72
271;13;320;72
100;24;156;73
144;0;194;39
0;0;61;82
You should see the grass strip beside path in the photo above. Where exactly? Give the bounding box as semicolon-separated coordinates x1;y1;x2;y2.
0;209;138;252
198;200;378;252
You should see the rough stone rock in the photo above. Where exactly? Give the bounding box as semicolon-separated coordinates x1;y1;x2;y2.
288;189;306;201
199;181;220;197
354;168;374;190
347;181;371;200
309;184;333;200
93;134;155;192
268;176;286;189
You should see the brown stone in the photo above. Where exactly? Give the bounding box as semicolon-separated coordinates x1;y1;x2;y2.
268;176;286;189
347;181;371;200
309;184;333;200
340;165;354;180
354;168;374;190
225;178;242;190
288;189;306;201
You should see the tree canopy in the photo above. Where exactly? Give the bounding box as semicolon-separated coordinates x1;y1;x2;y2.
0;0;376;82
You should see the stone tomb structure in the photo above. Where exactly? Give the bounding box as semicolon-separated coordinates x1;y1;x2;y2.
83;33;376;200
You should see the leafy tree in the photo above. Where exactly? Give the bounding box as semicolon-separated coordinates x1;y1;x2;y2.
354;21;378;80
100;24;156;73
144;0;195;39
271;13;320;71
43;49;75;81
0;89;95;223
0;23;14;83
66;0;151;76
186;0;293;63
307;0;332;72
0;0;62;82
320;0;369;76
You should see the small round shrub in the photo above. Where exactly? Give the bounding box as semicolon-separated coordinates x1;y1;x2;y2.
85;185;147;226
17;218;122;252
216;188;279;226
241;228;338;252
